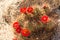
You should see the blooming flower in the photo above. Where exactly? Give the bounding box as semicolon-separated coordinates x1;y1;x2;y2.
21;28;31;37
27;7;33;13
20;7;27;13
13;22;20;29
41;16;49;23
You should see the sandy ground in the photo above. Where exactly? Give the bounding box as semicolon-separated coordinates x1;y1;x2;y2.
0;0;23;40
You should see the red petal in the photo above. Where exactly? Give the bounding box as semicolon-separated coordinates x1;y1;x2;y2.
13;22;20;29
27;7;33;13
16;27;21;33
20;7;26;13
41;16;48;23
21;29;31;37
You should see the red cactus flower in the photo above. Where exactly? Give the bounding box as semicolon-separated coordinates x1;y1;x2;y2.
27;7;33;13
13;22;20;29
21;28;31;37
16;27;21;33
20;7;27;13
41;16;49;23
13;22;22;33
